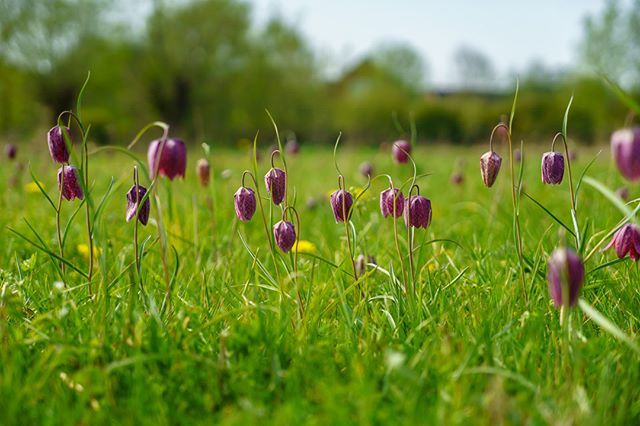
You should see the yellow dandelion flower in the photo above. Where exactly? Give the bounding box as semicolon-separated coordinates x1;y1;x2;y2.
294;240;316;253
428;263;437;272
25;181;42;193
77;244;102;259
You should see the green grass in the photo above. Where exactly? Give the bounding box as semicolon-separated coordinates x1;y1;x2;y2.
0;142;639;425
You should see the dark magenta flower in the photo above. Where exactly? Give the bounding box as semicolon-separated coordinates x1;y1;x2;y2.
513;148;522;162
330;189;353;222
547;248;584;308
234;187;256;222
126;185;150;225
47;125;72;164
148;138;187;180
57;165;83;201
285;139;300;154
611;127;640;181
392;140;411;164
5;144;17;160
380;188;404;218
403;195;431;229
359;161;374;178
604;223;640;261
273;220;296;252
264;168;286;205
450;173;464;185
541;151;565;184
480;151;502;188
196;158;210;187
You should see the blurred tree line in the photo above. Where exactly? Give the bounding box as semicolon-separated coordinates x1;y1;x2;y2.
0;0;637;146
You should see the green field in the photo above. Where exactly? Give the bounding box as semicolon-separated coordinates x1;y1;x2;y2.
1;138;639;425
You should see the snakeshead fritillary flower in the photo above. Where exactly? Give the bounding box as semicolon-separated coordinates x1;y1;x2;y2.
604;223;640;261
48;125;72;164
5;144;17;160
196;158;210;187
541;151;565;184
404;195;431;229
392;140;411;164
380;188;404;218
480;151;502;188
330;189;353;222
57;165;83;201
359;161;374;178
264;168;286;205
234;187;256;222
616;186;630;201
611;127;640;181
285;139;300;154
547;248;584;308
126;185;150;225
273;220;296;252
147;138;187;180
451;173;464;185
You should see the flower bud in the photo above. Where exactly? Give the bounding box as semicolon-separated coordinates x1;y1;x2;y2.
234;187;256;222
611;127;640;181
547;248;584;308
273;220;296;253
359;161;374;178
5;144;17;160
480;151;502;188
196;158;210;187
57;165;83;201
285;139;300;155
392;140;411;164
47;125;72;164
604;223;640;261
147;138;187;180
264;168;286;205
126;185;150;225
379;188;404;218
541;151;565;184
403;195;432;229
330;189;353;222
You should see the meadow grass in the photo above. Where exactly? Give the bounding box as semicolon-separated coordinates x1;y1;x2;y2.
0;142;639;425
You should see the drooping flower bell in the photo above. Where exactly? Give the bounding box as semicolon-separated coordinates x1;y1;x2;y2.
379;188;404;218
5;144;17;160
126;185;150;225
611;127;640;181
264;168;286;205
547;247;584;308
330;189;353;222
273;220;296;253
47;125;72;164
404;195;432;229
392;140;411;164
359;161;374;178
234;187;256;222
285;139;300;155
604;223;640;261
147;138;187;180
541;151;565;184
196;158;210;187
57;165;83;201
480;151;502;188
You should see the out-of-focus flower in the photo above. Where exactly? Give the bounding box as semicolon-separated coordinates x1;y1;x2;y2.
547;247;584;308
147;138;187;180
294;240;316;253
196;158;210;187
360;162;374;178
392;140;411;164
604;223;640;261
5;144;17;160
611;127;640;181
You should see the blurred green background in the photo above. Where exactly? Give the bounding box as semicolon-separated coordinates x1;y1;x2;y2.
1;0;639;147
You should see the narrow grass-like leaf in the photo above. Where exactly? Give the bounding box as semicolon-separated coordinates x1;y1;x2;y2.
583;176;632;217
521;191;575;237
579;298;640;354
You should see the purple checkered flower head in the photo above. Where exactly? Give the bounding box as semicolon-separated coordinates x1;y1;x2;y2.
541;151;565;184
480;151;502;188
273;220;296;253
48;125;72;164
264;167;286;205
392;140;411;164
234;186;256;222
57;165;83;201
126;185;150;225
611;127;640;181
380;187;404;218
148;138;187;180
330;188;353;223
604;223;640;261
403;191;432;229
547;247;584;308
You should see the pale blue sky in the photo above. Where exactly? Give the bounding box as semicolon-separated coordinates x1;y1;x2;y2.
249;0;611;86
